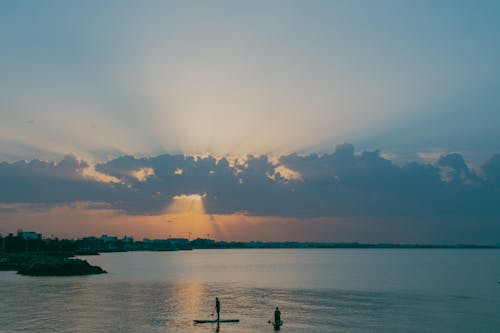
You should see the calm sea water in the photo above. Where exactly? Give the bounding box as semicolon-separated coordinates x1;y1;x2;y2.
1;249;499;332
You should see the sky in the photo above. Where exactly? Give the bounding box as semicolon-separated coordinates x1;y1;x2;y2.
1;1;499;243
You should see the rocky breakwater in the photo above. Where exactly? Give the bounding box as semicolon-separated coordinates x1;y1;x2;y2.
17;257;106;276
1;254;106;276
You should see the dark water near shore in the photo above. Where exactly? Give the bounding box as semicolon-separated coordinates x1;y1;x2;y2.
1;249;499;332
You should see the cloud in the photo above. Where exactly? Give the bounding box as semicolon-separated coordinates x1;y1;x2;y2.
131;167;155;182
274;165;302;181
81;165;122;183
1;145;500;220
482;154;500;184
0;154;125;206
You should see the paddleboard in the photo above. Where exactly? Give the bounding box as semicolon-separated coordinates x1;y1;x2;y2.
271;320;283;330
193;319;239;324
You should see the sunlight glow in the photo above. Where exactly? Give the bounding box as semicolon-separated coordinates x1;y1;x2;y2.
275;165;302;181
131;167;155;181
173;194;204;201
166;193;207;215
80;165;121;183
163;193;214;238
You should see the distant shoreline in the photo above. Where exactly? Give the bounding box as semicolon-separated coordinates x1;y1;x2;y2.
80;243;500;253
2;232;499;257
185;242;500;250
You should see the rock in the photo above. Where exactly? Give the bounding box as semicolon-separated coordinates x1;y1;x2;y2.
17;258;106;276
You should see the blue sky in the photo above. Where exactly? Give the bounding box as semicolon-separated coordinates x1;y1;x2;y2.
1;1;500;242
1;1;499;161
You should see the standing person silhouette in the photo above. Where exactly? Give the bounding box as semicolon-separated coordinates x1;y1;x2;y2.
215;297;221;322
274;307;282;328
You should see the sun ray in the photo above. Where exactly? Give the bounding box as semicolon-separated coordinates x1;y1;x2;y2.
162;193;218;239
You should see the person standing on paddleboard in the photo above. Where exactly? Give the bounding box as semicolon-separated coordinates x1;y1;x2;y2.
215;297;221;322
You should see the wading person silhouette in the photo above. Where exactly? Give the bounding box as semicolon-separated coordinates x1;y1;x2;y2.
273;307;282;329
274;307;281;323
215;297;221;322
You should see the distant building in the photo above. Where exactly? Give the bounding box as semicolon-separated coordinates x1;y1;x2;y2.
80;236;100;250
167;238;189;246
19;231;42;240
100;235;118;243
122;236;134;243
99;235;119;250
191;238;216;247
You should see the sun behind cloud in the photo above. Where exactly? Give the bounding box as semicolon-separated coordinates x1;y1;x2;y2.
160;193;216;238
173;194;204;202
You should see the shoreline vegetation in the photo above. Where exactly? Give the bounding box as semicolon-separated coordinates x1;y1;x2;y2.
1;230;499;276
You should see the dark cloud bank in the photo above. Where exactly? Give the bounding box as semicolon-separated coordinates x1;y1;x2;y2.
1;144;500;220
